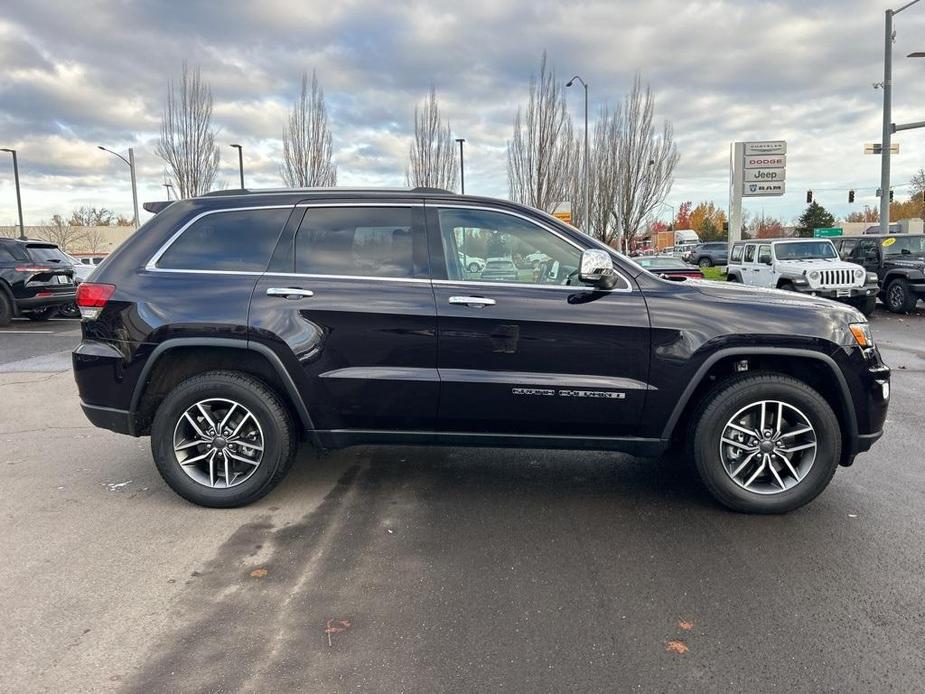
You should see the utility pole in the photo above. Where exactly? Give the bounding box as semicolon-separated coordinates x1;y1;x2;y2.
456;138;465;194
98;145;140;228
880;0;922;234
0;148;25;239
230;144;244;188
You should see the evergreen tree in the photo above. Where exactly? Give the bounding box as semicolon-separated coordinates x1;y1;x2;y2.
796;201;835;237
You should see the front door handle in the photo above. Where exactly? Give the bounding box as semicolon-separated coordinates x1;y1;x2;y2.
449;295;496;307
266;287;314;299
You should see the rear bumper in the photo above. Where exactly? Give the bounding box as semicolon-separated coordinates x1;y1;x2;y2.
79;402;135;436
18;291;76;307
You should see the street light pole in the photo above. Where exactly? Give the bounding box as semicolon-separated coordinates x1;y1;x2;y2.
0;148;25;239
567;76;589;232
98;145;139;228
880;0;922;234
455;138;465;194
230;144;244;188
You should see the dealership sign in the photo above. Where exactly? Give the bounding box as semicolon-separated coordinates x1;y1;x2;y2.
743;181;785;196
743;154;786;169
744;140;786;156
744;168;784;182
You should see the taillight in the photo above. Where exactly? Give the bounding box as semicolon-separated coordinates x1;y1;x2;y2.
76;282;116;319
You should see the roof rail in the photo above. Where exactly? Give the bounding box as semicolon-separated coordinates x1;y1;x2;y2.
410;186;455;194
201;188;250;197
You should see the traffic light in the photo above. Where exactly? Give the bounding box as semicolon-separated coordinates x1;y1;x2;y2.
848;189;855;203
806;190;813;203
890;189;894;202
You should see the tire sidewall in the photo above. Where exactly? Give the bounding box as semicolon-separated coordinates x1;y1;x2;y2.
698;258;712;268
151;375;290;507
694;378;841;513
886;279;908;313
0;292;12;326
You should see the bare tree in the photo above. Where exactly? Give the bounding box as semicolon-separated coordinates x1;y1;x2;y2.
83;227;109;255
406;86;458;190
612;75;679;251
281;71;337;187
155;62;220;198
35;215;86;252
507;52;576;213
572;104;622;244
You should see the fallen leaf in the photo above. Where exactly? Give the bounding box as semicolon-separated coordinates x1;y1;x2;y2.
324;618;351;634
250;568;268;578
677;620;694;631
666;640;689;655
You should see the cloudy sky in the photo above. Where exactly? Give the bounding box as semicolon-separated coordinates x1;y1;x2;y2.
2;0;925;228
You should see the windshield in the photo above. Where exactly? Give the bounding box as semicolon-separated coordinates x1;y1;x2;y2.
774;241;837;260
26;245;70;263
882;235;925;257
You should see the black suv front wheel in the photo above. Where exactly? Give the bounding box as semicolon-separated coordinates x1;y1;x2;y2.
691;373;841;513
151;371;297;507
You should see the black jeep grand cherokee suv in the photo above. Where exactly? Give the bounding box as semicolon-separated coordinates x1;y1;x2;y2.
73;189;890;513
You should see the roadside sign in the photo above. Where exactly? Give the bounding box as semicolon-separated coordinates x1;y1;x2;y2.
744;168;784;182
743;181;785;197
744;141;787;155
744;154;786;169
813;227;843;238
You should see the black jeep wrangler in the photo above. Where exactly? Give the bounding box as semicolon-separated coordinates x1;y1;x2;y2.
72;189;890;513
832;234;925;313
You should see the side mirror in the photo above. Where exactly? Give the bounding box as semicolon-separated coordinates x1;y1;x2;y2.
578;249;618;289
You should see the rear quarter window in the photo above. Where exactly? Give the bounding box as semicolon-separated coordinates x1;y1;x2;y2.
156;207;291;272
729;244;744;264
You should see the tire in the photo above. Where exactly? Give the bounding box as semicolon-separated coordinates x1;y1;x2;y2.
698;257;713;268
468;262;480;273
690;372;841;514
778;282;796;291
884;278;917;314
151;370;297;508
0;291;12;327
58;302;81;319
26;306;57;321
726;275;740;283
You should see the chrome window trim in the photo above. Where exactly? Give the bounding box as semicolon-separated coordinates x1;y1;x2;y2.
432;204;633;293
145;205;294;272
263;272;431;284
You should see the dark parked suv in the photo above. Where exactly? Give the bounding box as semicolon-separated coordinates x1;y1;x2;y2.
831;234;925;313
0;238;76;326
73;189;890;513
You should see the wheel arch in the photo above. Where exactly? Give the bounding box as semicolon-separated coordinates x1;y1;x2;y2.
662;347;857;462
130;338;317;444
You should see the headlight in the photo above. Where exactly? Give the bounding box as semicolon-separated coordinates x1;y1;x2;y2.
854;268;865;280
867;272;878;283
849;322;873;349
808;270;820;281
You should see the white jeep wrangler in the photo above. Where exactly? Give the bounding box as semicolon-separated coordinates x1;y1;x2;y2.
726;238;880;315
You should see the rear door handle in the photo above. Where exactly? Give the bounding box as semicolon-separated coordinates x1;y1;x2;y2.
266;287;314;299
449;295;496;307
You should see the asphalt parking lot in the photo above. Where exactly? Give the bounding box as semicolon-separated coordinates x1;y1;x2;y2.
2;309;924;693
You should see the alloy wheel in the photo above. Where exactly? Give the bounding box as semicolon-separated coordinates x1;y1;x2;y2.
718;399;817;495
172;398;264;488
888;283;905;310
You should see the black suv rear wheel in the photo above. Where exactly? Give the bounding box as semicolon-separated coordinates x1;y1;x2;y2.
151;370;297;507
691;373;841;514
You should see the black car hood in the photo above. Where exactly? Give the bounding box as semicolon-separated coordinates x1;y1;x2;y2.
688;279;863;318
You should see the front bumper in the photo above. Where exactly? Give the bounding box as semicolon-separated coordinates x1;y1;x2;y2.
792;282;878;301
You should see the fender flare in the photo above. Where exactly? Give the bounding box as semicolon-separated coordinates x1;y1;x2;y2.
660;346;858;443
882;269;921;285
725;268;744;282
130;337;316;435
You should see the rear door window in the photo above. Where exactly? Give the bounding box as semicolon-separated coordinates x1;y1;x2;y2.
156;207;292;272
743;244;757;263
294;207;425;278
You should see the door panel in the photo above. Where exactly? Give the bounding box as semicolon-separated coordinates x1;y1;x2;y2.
248;204;438;432
428;205;650;438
